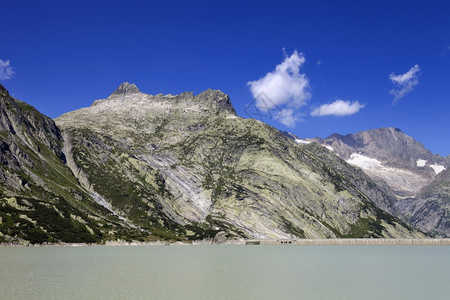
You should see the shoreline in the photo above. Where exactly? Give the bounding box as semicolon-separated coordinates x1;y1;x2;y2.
1;238;449;247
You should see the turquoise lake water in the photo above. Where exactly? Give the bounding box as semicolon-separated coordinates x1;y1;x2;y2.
0;245;448;299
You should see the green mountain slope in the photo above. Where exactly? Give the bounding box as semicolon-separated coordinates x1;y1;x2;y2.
0;84;147;244
54;83;425;240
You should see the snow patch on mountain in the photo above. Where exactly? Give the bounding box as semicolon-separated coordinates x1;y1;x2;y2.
346;153;430;196
430;164;446;175
295;139;311;145
346;153;383;170
416;159;427;167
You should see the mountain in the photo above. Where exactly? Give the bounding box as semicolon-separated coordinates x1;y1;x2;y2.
397;168;450;236
309;128;449;236
1;82;427;243
54;82;424;240
0;84;147;244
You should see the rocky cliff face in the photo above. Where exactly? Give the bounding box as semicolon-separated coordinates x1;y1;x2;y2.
0;84;147;244
309;128;449;236
397;169;450;236
54;83;425;240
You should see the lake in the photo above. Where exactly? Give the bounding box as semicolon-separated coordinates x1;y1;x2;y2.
0;245;448;299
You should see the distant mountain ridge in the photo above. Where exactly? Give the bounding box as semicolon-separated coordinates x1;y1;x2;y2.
315;127;447;174
306;128;449;236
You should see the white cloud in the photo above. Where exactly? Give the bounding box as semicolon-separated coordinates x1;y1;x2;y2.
0;59;14;80
247;50;310;127
311;99;365;117
389;64;420;102
275;108;298;127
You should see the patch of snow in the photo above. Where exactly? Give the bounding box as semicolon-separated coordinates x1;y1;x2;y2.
346;153;431;195
430;164;446;175
324;145;334;151
346;153;382;170
295;139;311;145
416;159;427;167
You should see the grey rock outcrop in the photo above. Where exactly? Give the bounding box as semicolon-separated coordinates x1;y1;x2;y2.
110;82;140;96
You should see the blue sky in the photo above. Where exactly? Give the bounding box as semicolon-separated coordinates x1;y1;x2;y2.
1;0;449;155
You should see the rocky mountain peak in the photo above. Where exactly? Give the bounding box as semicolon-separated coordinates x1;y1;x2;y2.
389;127;402;133
110;82;140;97
195;89;237;115
308;127;448;202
